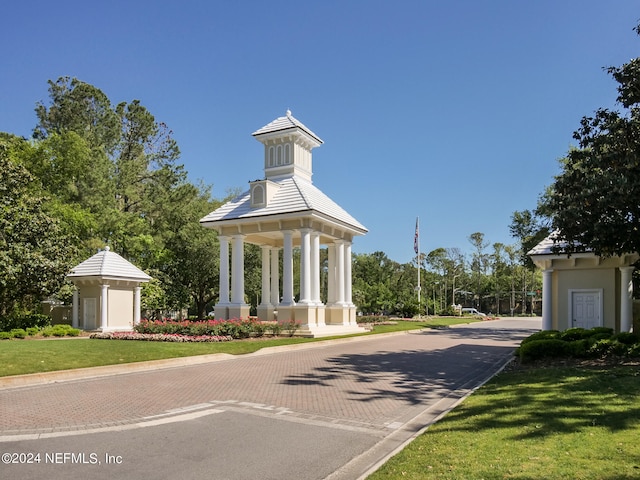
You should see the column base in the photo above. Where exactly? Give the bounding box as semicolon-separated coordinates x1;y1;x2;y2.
228;304;251;320
292;304;325;329
292;305;363;337
98;325;134;333
276;305;295;324
326;305;358;326
213;303;229;320
257;304;276;322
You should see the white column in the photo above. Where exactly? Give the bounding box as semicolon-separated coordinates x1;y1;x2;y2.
542;269;553;331
620;266;634;332
134;285;142;325
327;243;336;305
282;230;295;306
218;235;230;304
261;245;271;306
344;241;353;305
299;228;312;304
335;240;345;305
311;232;321;305
270;247;280;306
231;234;245;305
100;283;109;330
72;287;79;328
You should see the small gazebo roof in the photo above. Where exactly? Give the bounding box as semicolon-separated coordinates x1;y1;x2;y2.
67;247;151;282
527;231;570;256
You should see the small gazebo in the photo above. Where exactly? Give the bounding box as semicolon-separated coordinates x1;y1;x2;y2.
67;247;151;331
200;110;368;337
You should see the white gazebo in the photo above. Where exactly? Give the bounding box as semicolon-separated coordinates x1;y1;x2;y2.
200;110;368;337
67;247;152;332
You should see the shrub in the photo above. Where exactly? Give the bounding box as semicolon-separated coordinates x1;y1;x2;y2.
567;339;593;358
612;332;639;345
357;316;390;324
590;332;614;341
586;338;629;357
520;330;560;345
0;331;13;340
26;327;40;336
560;328;591;341
10;328;27;339
519;339;571;363
588;338;614;357
279;320;301;337
590;327;614;337
40;324;80;337
252;322;267;337
0;313;51;332
65;327;80;337
134;318;264;339
269;322;282;336
627;343;640;357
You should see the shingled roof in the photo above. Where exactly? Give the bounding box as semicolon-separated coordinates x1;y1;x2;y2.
67;247;151;281
200;176;367;234
252;110;323;144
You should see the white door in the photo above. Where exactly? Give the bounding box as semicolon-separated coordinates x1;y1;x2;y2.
83;298;97;330
572;291;601;329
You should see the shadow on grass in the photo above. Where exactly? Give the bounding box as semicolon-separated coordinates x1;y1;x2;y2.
438;364;640;439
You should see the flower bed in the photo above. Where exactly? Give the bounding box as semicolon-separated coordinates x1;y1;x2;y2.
127;318;302;340
90;332;233;342
134;318;261;338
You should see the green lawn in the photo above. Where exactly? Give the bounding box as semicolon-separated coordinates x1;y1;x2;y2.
370;364;640;480
0;317;480;377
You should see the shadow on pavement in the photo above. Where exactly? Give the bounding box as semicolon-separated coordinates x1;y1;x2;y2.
282;343;515;406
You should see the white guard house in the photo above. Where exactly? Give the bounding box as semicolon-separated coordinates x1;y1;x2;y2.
200;111;368;337
67;247;152;332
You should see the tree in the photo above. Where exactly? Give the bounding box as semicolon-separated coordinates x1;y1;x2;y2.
18;131;106;260
0;138;76;316
159;183;224;318
468;232;490;310
352;252;402;314
542;23;640;257
509;209;550;268
34;77;119;154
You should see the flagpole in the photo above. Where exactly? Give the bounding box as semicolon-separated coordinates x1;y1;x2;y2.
414;217;421;316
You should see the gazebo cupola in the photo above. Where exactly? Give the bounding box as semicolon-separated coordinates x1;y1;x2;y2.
253;109;322;183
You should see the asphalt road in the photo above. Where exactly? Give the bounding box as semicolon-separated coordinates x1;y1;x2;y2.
0;317;540;480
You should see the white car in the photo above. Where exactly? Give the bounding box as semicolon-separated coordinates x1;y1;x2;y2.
461;308;486;316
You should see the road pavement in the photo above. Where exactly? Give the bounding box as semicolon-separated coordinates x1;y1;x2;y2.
0;317;540;480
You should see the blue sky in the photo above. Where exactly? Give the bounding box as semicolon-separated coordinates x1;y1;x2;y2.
1;1;638;264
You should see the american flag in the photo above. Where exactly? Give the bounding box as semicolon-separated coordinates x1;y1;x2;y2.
414;217;419;255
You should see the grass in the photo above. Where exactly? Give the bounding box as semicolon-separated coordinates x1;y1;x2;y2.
369;363;640;480
0;317;481;377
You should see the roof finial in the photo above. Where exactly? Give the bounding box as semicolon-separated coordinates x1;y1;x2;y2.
286;109;292;117
104;246;110;252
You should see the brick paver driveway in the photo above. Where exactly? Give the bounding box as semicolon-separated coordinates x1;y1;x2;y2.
0;318;540;479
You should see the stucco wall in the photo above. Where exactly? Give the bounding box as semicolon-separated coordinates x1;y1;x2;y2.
554;268;616;330
107;286;134;329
